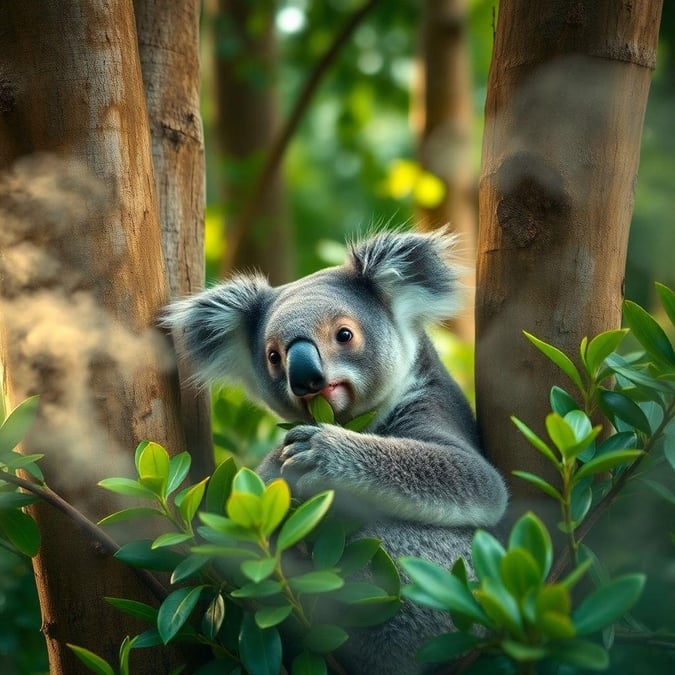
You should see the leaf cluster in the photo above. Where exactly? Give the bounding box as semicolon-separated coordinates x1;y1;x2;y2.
401;512;645;672
70;448;399;675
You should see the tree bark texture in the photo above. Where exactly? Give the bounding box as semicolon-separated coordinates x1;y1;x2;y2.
215;0;292;284
475;0;663;501
0;1;187;672
134;0;214;480
415;0;477;341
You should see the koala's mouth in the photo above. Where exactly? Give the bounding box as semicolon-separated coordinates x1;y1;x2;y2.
301;381;352;416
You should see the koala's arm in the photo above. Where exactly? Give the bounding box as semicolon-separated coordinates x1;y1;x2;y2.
274;424;508;528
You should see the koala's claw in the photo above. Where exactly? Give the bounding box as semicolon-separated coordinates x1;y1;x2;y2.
280;424;321;468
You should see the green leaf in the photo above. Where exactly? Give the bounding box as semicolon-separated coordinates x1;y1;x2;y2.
226;492;262;528
157;586;204;644
277;491;333;552
166;452;192;496
171;554;211;584
535;583;571;618
572;574;646;635
0;396;39;455
337;536;381;575
574;450;643;481
344;410;377;432
545;413;577;457
640;477;675;505
118;635;135;675
205;458;237;513
233;467;265;496
500;549;542;599
308;396;335;424
564;410;601;459
289;570;344;594
138;442;170;496
291;651;327;675
512;471;563;502
98;506;164;526
151;532;192;549
260;479;291;535
198;512;259;543
370;545;401;596
474;578;523;638
585;330;629;377
231;580;283;599
0;509;40;556
417;632;484;663
524;332;584;391
549;386;580;416
623;299;675;366
176;477;208;524
510;416;559;466
67;644;115;675
400;557;488;623
105;597;158;623
508;512;552;580
239;613;282;675
655;282;675;328
472;530;506;582
548;638;609;670
312;520;345;569
598;390;652;434
560;558;593;590
98;477;157;500
539;610;576;639
241;557;277;583
340;595;402;627
255;603;293;629
501;640;548;662
114;540;183;571
0;491;38;509
303;624;348;653
331;581;389;603
202;593;225;641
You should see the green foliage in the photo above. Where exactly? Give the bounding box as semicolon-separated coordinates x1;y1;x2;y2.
402;513;645;671
82;449;400;674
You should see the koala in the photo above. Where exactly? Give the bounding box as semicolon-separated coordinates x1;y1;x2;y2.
166;230;508;674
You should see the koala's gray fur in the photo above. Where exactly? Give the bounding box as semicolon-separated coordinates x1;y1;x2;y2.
166;230;508;674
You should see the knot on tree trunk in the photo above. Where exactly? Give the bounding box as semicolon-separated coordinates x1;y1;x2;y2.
496;153;571;248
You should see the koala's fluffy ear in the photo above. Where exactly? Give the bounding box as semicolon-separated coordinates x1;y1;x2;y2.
348;229;464;328
163;274;271;390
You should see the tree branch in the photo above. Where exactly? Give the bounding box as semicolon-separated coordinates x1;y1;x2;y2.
224;0;381;273
1;471;169;602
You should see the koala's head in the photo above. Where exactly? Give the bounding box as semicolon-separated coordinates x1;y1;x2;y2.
165;230;463;423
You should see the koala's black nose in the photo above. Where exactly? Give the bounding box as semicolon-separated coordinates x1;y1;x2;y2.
286;339;326;397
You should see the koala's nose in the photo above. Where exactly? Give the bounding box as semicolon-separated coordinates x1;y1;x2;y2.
286;339;326;397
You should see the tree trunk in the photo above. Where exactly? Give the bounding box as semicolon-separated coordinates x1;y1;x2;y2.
0;1;187;672
133;0;214;480
475;0;663;502
214;0;292;284
415;0;476;342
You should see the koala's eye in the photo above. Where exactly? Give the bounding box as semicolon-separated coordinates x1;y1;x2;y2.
268;350;281;366
336;327;353;343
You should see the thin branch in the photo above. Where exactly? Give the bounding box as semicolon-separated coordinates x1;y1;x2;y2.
1;471;169;602
224;0;381;273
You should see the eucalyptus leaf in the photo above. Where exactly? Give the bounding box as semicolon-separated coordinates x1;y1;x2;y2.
277;491;333;552
205;457;237;513
308;396;335;424
417;631;484;663
67;644;115;675
157;586;204;644
291;651;327;675
0;508;40;556
303;623;348;653
524;332;584;391
239;613;282;675
0;396;40;456
260;479;291;535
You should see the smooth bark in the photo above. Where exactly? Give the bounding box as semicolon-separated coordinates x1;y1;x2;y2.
475;0;663;500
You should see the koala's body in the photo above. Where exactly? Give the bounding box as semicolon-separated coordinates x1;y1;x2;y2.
167;231;507;674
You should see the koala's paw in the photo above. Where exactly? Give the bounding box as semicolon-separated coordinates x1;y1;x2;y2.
280;424;356;494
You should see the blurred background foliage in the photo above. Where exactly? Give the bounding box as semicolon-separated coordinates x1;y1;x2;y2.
2;1;673;672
